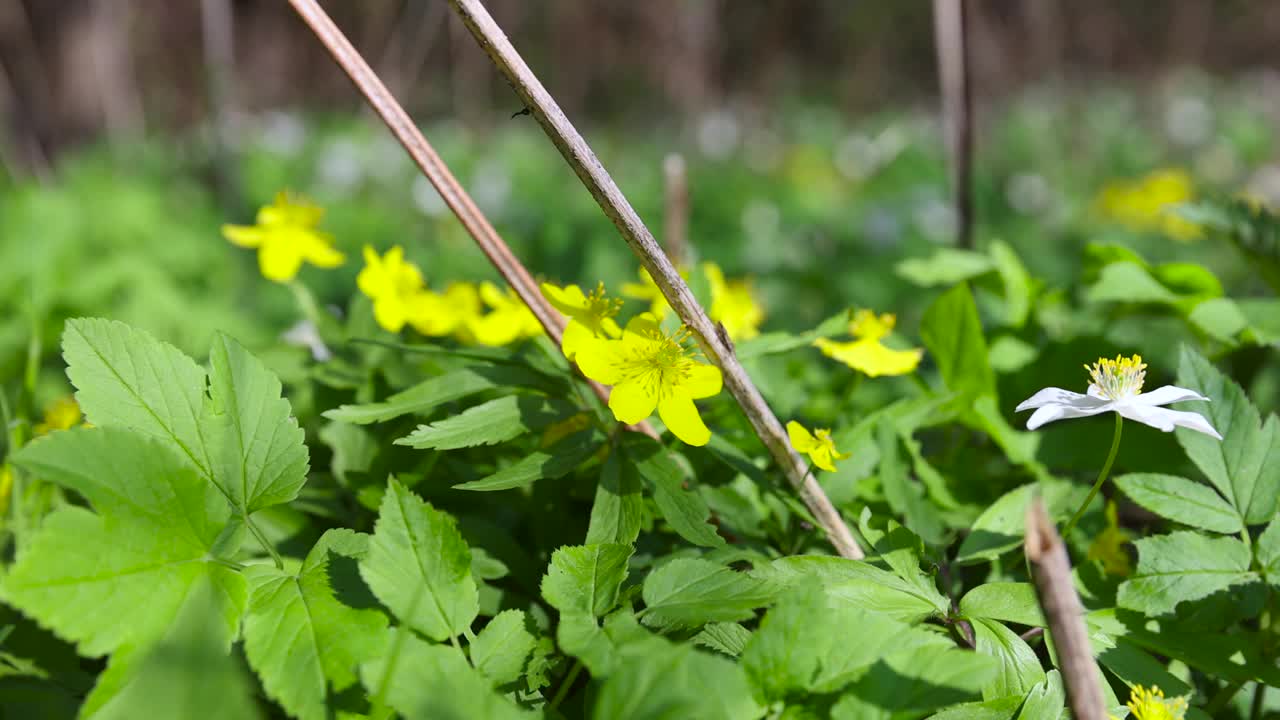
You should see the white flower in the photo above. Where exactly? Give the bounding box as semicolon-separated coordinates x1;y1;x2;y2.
1015;354;1222;440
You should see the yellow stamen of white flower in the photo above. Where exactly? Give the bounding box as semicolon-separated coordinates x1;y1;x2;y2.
1086;354;1147;400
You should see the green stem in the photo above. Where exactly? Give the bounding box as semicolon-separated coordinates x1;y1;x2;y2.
1060;413;1123;539
1251;684;1265;720
548;660;583;711
244;514;284;570
1205;678;1247;716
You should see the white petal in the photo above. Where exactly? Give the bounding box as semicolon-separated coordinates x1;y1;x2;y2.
1116;403;1223;440
1026;401;1114;430
1015;387;1098;412
1087;384;1106;400
1132;385;1211;407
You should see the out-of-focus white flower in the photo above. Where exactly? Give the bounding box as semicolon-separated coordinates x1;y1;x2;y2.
282;320;332;362
1016;354;1222;440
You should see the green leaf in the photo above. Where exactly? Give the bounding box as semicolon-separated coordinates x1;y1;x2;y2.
640;558;780;631
693;622;753;657
5;428;246;658
1118;532;1258;616
928;696;1022;720
989;240;1033;328
586;452;644;545
592;635;762;720
541;543;633;617
627;436;724;547
988;335;1038;374
93;579;261;720
970;618;1045;700
453;428;603;491
396;394;571;450
1255;517;1280;582
1114;473;1242;534
359;479;478;641
876;422;945;545
959;583;1045;627
897;249;994;287
63;318;213;480
360;630;531;720
324;366;555;425
956;482;1077;565
920;283;996;399
841;641;995;714
735;311;849;361
1014;670;1065;720
756;556;948;623
1176;346;1280;524
242;529;389;720
469;609;536;686
1187;297;1248;344
206;333;310;513
1085;262;1180;305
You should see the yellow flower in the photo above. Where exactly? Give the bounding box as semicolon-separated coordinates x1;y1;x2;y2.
357;245;426;333
34;396;82;436
541;282;623;360
575;314;723;446
786;421;848;472
1110;685;1188;720
813;310;923;377
1087;500;1132;576
468;282;543;347
222;191;345;282
1097;169;1201;242
622;268;672;319
704;262;765;340
410;282;481;338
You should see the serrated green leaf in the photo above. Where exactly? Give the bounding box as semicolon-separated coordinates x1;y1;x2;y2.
1256;518;1280;582
756;556;948;623
396;394;571;450
206;333;309;513
586;452;644;545
93;579;260;720
242;529;388;720
5;428;245;658
956;482;1077;565
627;436;724;547
920;283;995;399
841;641;995;714
970;618;1045;700
640;558;780;631
360;630;531;720
324;366;556;425
1094;638;1193;699
541;543;633;617
1114;473;1242;534
693;622;752;657
1118;532;1258;616
897;249;994;287
928;696;1022;720
1014;670;1064;720
63;318;213;480
1176;346;1280;524
959;583;1045;627
453;428;603;491
359;479;478;641
592;634;762;720
470;609;535;686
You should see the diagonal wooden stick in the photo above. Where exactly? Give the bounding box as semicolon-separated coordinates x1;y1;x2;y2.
1025;498;1105;720
284;0;657;440
443;0;863;560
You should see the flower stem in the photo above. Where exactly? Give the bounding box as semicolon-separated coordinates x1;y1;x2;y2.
1061;413;1123;539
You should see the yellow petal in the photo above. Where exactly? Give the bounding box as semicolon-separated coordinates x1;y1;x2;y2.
406;291;458;336
682;363;722;399
574;337;623;385
561;319;595;360
541;283;588;317
787;421;817;453
658;390;710;446
222;225;265;248
469;312;522;347
258;241;305;282
816;338;922;377
609;379;659;425
810;446;837;472
373;295;408;333
479;282;508;309
303;235;345;268
600;316;622;338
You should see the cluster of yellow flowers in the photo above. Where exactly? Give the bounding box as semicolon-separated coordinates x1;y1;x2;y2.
1096;168;1201;242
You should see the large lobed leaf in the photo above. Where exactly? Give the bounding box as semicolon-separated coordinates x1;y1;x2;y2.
1118;531;1258;616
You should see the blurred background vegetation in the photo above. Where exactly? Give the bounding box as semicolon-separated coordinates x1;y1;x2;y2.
1;0;1278;414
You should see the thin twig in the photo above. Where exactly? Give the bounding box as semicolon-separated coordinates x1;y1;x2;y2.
284;0;656;439
663;153;690;267
1025;498;1105;720
932;0;974;249
444;0;863;560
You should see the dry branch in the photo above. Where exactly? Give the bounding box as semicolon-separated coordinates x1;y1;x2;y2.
1025;497;1105;720
444;0;864;560
932;0;974;249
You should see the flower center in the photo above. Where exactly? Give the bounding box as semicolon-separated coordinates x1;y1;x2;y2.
616;327;696;389
586;282;623;320
1126;685;1186;720
1086;354;1146;400
850;310;894;341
